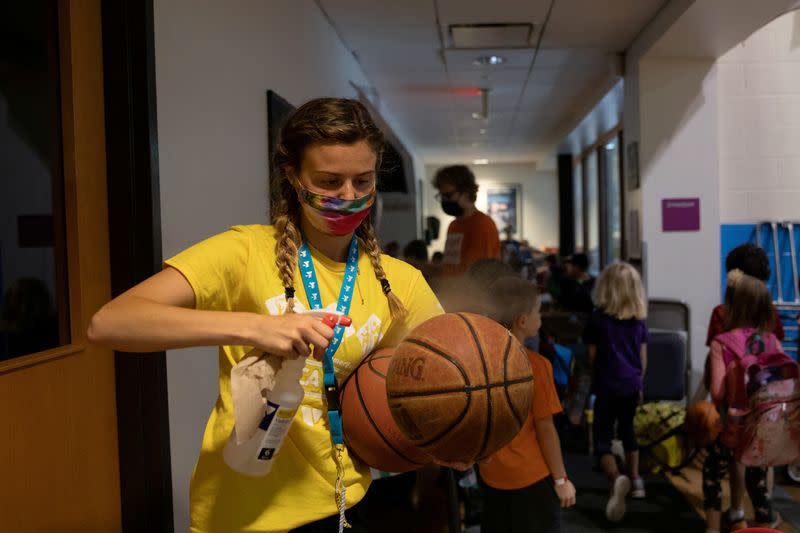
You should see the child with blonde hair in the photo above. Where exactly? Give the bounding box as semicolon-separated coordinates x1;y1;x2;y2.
584;262;648;523
703;271;779;533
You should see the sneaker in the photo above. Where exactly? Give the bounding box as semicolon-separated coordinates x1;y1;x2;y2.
631;477;646;499
723;508;746;531
606;475;631;522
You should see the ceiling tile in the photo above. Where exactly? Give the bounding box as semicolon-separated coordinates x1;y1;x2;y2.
435;0;550;26
319;0;436;28
543;0;667;50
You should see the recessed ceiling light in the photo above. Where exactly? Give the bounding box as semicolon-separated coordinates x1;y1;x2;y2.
479;128;487;135
473;159;489;165
472;112;483;119
605;142;616;150
473;55;506;66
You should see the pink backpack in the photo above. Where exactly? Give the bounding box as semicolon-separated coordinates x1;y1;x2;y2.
716;328;800;467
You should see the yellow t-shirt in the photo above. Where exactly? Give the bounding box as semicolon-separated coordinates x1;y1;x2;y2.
165;224;442;533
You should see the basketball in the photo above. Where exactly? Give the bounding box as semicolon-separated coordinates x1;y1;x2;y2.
340;348;432;472
685;400;721;449
385;312;534;465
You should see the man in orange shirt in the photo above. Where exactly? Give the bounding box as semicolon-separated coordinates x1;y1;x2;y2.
481;277;576;533
432;165;500;274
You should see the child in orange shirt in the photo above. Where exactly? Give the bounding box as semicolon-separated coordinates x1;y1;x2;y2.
479;276;576;533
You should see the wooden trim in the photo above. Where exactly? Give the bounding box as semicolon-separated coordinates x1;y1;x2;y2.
0;344;84;374
58;0;86;345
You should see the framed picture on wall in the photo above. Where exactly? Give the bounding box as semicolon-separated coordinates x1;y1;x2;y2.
626;141;640;190
479;183;522;237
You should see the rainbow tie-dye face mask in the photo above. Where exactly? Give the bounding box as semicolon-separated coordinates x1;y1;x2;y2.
297;185;376;236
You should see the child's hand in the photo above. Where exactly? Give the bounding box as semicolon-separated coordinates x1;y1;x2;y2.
555;479;576;508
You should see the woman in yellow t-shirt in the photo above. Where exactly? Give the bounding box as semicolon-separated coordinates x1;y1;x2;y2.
88;98;442;533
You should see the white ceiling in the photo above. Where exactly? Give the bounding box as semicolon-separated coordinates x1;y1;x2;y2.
318;0;668;164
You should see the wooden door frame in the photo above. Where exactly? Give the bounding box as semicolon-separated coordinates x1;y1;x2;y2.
101;0;174;531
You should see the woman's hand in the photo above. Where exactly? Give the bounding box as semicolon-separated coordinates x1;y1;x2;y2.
248;312;350;360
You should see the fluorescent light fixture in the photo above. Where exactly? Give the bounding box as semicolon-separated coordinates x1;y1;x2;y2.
473;55;506;66
473;159;489;165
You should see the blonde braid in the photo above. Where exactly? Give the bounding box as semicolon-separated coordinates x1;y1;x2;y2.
358;220;407;320
273;201;302;314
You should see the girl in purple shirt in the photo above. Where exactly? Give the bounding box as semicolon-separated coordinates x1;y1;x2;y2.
583;262;649;523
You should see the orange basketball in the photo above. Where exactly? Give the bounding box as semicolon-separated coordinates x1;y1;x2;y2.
385;313;533;465
340;348;432;472
685;400;721;449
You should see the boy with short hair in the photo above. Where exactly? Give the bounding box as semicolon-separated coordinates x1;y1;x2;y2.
479;276;576;533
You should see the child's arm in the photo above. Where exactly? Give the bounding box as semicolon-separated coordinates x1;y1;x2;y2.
535;415;576;508
708;341;727;404
640;343;648;379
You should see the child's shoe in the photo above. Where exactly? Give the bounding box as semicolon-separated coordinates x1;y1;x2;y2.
631;476;646;499
722;508;746;531
605;474;630;522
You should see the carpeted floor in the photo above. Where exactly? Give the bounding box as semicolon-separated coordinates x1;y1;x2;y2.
560;451;701;532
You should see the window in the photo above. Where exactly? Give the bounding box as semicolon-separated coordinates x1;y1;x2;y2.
573;161;583;251
584;151;600;275
0;2;70;360
601;137;622;263
572;128;625;273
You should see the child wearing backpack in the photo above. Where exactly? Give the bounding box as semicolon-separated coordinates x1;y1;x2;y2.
702;242;785;529
584;262;648;523
703;270;792;532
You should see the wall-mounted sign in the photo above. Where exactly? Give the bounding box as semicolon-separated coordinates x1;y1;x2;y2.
662;198;700;232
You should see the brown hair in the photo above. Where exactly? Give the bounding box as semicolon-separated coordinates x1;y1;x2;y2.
432;165;479;202
485;276;539;330
725;270;774;333
270;98;406;319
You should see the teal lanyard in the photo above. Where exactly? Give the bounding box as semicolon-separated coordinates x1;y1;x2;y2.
297;235;358;445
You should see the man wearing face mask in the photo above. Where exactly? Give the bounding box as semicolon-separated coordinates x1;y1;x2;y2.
432;165;501;274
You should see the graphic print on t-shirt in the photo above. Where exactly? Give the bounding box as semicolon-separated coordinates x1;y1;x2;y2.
264;293;384;427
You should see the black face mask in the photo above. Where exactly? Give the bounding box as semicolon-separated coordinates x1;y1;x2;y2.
441;199;464;217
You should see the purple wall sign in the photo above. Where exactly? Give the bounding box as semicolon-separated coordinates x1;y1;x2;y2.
662;198;700;232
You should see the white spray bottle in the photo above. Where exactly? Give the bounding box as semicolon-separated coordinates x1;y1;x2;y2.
223;311;351;476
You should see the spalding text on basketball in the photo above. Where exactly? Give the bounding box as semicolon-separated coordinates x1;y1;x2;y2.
391;357;426;381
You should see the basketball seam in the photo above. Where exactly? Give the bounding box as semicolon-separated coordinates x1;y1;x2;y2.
353;361;424;466
457;313;492;459
503;334;525;428
367;357;388;379
400;338;472;387
387;376;533;398
397;338;473;448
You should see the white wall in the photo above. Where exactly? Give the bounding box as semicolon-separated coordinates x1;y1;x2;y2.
639;57;721;382
422;162;559;254
153;1;417;529
717;9;800;222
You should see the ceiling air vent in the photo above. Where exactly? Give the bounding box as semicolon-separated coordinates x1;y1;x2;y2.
449;23;534;49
